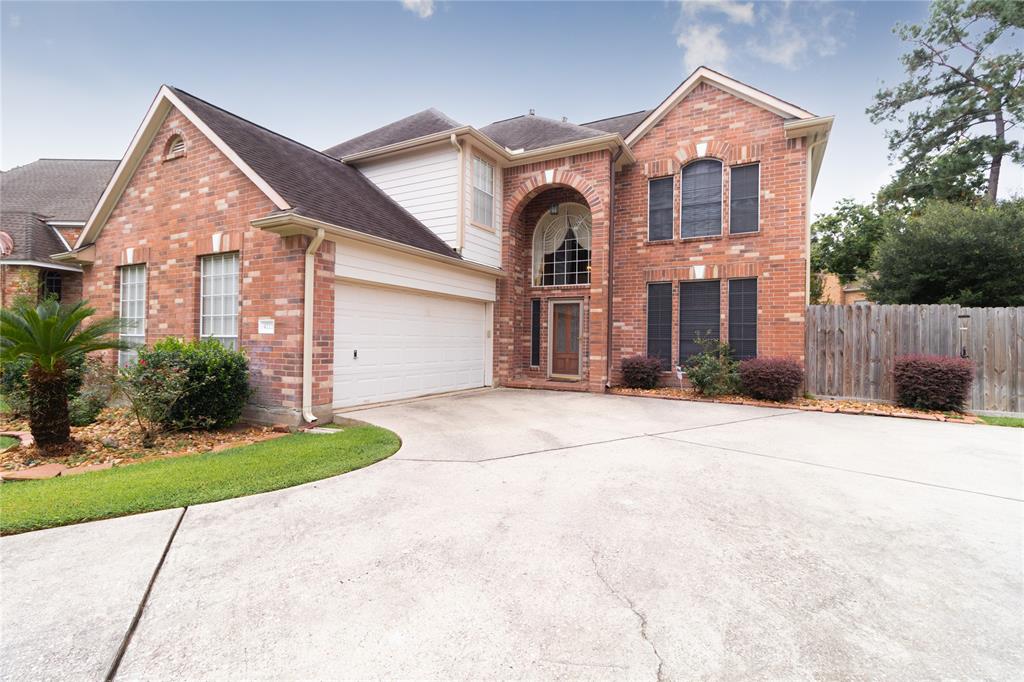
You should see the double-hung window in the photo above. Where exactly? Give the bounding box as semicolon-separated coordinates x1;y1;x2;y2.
472;156;495;228
118;264;147;366
680;159;722;238
730;163;759;234
648;177;674;241
200;252;240;349
679;280;720;363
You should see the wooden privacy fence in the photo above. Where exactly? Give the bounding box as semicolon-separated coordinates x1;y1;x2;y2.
805;304;1024;415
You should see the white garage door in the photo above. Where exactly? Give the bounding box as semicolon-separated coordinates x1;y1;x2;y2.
333;282;487;408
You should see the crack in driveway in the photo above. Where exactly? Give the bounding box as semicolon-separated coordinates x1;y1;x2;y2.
589;549;666;681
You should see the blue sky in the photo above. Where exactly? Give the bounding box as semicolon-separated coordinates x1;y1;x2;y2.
1;1;1020;216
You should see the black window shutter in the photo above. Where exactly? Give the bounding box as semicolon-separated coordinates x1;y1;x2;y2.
679;280;720;363
648;177;673;241
647;283;672;370
530;299;541;366
728;278;757;360
680;160;722;238
730;164;759;234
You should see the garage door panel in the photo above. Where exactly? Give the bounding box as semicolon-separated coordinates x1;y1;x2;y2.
334;283;487;408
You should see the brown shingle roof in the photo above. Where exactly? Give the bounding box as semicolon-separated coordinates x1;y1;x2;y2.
0;158;117;221
479;114;608;152
581;110;650;138
323;108;462;159
0;211;69;264
169;88;459;259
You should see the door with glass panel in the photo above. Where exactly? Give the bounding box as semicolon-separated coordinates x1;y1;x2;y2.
550;301;581;378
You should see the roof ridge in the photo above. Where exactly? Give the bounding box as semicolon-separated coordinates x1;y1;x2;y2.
168;86;350;169
36;158;119;162
579;109;648;126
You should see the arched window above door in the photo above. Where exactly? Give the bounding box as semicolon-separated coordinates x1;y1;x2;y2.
532;202;592;286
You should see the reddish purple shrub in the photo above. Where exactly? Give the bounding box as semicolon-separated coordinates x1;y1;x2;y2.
621;355;663;389
893;355;974;412
738;357;804;402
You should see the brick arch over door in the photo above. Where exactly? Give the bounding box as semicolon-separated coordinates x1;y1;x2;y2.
505;169;606;227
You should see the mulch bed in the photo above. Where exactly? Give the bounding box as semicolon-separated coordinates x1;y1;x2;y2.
0;408;289;473
609;386;982;424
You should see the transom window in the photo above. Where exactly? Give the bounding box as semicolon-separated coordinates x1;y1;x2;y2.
118;264;146;367
472;156;495;228
532;203;592;287
200;252;239;349
680;159;723;238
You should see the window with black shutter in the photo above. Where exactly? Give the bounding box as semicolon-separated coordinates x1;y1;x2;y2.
729;278;757;360
730;164;759;233
648;177;673;241
679;280;720;363
646;283;672;369
530;299;541;367
680;159;722;238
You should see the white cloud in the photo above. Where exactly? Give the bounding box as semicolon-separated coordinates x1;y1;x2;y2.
682;0;754;26
677;24;730;72
676;0;852;72
401;0;434;19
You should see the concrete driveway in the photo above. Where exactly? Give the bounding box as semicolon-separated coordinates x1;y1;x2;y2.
2;389;1022;680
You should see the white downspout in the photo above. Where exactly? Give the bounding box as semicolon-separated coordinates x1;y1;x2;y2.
450;133;465;253
302;227;326;423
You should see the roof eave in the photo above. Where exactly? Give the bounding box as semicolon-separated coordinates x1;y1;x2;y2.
251;211;506;278
785;116;834;196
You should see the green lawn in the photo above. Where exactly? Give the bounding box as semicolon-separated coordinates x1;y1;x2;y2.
0;435;18;451
0;425;400;535
979;415;1024;428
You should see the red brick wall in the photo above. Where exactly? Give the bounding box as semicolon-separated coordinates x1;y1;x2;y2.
610;81;809;383
0;264;39;307
80;108;334;422
495;82;810;391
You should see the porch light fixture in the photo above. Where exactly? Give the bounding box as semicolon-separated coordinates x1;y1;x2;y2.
958;313;970;358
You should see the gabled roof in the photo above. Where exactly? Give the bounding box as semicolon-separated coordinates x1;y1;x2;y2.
479;114;608;152
0;211;75;267
78;86;458;260
625;66;817;146
581;110;650;138
1;158;117;221
323;108;462;159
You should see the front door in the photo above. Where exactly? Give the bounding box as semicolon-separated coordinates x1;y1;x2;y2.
550;301;581;378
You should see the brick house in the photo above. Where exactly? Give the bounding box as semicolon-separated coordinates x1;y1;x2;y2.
51;67;832;424
0;159;116;307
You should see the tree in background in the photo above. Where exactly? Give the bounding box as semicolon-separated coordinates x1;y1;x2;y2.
865;199;1024;306
811;199;889;284
868;0;1022;203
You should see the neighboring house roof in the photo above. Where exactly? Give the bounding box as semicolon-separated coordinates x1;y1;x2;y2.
0;158;117;221
479;114;609;152
581;110;650;138
0;211;72;266
323;108;462;159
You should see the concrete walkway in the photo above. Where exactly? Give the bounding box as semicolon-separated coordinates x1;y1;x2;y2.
2;389;1021;680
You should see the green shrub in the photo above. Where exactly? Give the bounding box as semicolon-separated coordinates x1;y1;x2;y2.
0;353;86;419
68;359;116;426
684;337;739;396
137;338;251;430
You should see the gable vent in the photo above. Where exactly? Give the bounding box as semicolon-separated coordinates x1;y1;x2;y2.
165;133;186;159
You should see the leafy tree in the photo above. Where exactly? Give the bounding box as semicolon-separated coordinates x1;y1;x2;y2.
0;300;123;446
811;199;889;284
868;0;1023;202
876;143;987;209
865;199;1024;305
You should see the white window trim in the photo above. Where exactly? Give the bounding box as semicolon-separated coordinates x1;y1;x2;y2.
471;155;495;230
118;264;147;367
199;252;240;349
679;159;724;241
728;162;761;235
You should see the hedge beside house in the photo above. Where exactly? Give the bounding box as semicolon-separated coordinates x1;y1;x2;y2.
893;355;974;412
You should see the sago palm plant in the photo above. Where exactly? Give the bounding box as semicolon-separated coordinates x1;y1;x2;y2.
0;299;123;445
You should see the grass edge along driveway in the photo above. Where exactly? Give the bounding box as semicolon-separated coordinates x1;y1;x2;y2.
0;425;400;535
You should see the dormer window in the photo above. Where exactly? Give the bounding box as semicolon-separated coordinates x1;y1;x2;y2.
164;133;186;160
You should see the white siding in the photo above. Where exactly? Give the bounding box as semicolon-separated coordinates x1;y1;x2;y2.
333;237;497;302
461;147;502;268
357;144;459;248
